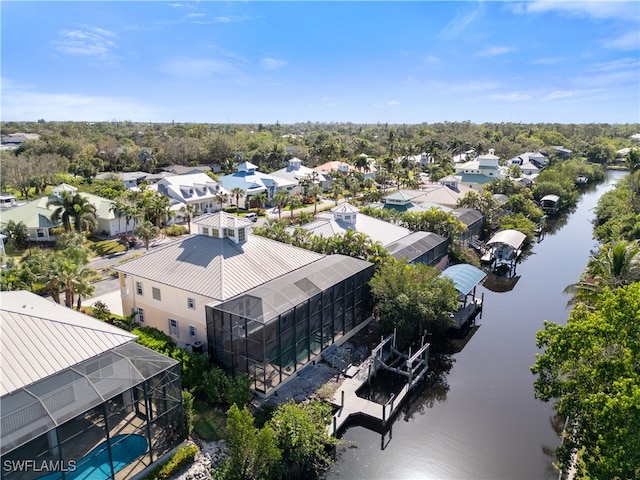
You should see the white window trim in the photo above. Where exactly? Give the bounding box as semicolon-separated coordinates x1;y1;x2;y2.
152;287;161;301
169;318;179;337
187;297;196;310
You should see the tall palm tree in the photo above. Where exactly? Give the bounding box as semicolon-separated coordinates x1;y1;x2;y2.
354;154;372;174
330;182;342;206
180;204;199;233
231;187;246;210
288;193;303;220
215;192;229;211
47;191;75;232
134;220;160;250
272;190;290;221
308;185;323;215
110;199;126;234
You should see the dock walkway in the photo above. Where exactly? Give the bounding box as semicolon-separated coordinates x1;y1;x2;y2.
327;362;411;436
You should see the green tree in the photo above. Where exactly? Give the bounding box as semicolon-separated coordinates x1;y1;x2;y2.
532;283;640;479
288;193;303;220
179;203;199;233
369;259;458;349
221;404;281;480
267;401;336;479
272;190;290;221
134;220;160;250
91;300;112;321
215;192;229;211
231;187;246;209
308;184;323;215
2;220;29;250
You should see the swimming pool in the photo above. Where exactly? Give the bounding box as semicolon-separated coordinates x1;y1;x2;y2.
38;434;148;480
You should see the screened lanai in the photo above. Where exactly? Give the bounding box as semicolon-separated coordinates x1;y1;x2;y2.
385;231;449;267
1;292;183;480
206;255;375;395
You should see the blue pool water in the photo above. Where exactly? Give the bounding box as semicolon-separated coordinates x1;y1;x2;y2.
38;434;148;480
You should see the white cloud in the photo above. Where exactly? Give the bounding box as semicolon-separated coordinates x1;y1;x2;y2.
602;31;640;51
1;81;164;121
478;46;514;57
159;58;243;78
590;57;639;73
531;56;565;65
260;57;287;71
425;55;441;64
52;26;117;57
519;1;639;21
545;91;574;100
439;2;485;39
491;93;532;102
386;100;399;107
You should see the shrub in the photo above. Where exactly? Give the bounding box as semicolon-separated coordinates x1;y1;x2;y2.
165;224;188;237
133;326;177;355
91;301;112;321
182;390;195;438
145;444;199;480
201;367;230;405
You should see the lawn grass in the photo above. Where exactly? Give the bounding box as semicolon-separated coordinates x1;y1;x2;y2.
193;398;226;441
86;237;127;256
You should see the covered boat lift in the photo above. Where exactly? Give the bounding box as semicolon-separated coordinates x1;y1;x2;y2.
441;263;486;329
539;194;560;215
482;229;527;274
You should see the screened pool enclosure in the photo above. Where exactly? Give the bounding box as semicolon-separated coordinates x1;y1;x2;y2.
1;342;183;480
206;255;375;395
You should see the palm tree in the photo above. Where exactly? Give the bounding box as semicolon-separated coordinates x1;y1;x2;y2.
308;185;323;214
354;154;372;174
272;190;290;221
215;192;229;211
50;193;97;234
329;182;342;206
134;220;160;250
251;192;268;210
564;240;640;305
180;204;199;233
287;194;303;220
626;149;640;211
2;220;29;250
47;191;75;232
110;199;127;234
230;187;246;210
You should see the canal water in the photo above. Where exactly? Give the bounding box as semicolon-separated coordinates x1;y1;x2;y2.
326;170;624;480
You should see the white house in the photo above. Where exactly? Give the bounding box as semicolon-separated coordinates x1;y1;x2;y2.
454;149;508;187
156;172;228;216
270;158;328;195
219;162;297;207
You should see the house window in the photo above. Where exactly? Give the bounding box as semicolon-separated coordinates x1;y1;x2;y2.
189;326;197;339
136;282;143;295
344;215;351;220
202;227;209;236
152;287;161;301
187;297;196;310
224;228;234;238
132;307;145;324
238;228;246;242
212;228;219;237
169;318;179;337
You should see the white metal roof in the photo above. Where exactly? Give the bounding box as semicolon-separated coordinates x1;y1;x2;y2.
486;229;527;249
0;291;136;396
115;233;325;301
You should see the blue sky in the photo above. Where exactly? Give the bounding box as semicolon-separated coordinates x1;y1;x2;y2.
2;1;639;124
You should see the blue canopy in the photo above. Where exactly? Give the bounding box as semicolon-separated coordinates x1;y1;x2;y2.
441;264;487;295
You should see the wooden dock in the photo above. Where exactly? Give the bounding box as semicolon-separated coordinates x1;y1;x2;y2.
327;332;430;436
327;362;412;436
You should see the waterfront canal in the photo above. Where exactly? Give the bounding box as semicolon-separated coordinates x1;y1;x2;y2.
326;170;624;480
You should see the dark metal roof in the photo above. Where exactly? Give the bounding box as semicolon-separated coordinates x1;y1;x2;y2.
451;208;484;226
386;231;448;262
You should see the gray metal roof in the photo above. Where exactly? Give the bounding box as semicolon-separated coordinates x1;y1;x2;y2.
212;255;373;323
195;211;253;228
1;291;136;396
115;234;325;301
451;208;484;226
385;231;448;262
486;229;527;249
